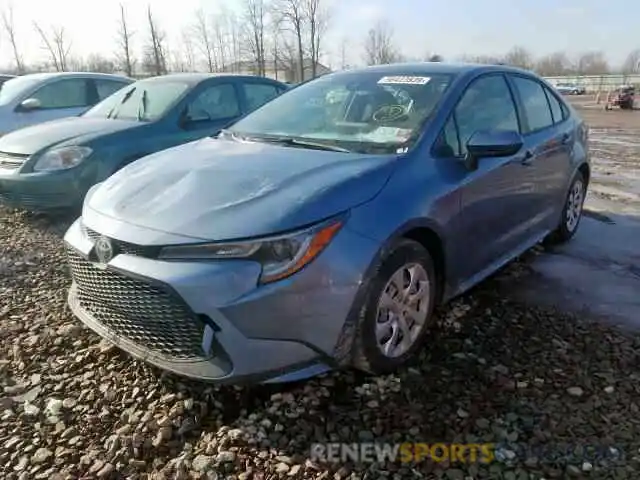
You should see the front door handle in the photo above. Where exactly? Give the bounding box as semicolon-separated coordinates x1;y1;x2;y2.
520;150;534;166
560;133;570;145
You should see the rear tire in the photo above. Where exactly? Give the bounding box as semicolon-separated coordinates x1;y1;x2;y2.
544;171;586;245
350;239;438;374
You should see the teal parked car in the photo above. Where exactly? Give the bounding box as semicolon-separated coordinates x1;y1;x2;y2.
0;73;288;211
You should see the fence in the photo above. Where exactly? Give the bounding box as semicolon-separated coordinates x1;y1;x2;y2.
543;74;640;93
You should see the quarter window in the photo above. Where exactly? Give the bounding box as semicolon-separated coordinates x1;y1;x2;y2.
511;76;554;132
30;79;90;109
543;87;566;124
186;83;240;121
454;75;519;155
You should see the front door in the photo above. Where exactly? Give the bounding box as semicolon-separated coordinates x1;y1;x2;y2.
445;73;533;281
176;82;243;144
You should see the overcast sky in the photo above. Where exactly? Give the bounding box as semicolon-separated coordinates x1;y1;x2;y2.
0;0;637;70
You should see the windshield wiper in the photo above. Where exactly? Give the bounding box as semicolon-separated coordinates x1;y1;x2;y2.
250;136;353;153
107;86;136;120
137;89;148;121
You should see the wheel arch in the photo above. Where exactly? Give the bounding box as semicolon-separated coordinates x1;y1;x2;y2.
332;218;448;365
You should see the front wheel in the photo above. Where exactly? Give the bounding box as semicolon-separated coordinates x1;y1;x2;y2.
545;171;586;245
350;239;438;374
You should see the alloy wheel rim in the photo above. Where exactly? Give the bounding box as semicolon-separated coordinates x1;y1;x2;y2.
566;179;585;232
375;263;431;358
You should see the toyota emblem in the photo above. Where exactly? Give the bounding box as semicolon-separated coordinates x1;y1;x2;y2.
95;236;114;264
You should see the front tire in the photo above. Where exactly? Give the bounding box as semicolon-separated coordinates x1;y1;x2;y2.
350;239;438;374
545;171;586;245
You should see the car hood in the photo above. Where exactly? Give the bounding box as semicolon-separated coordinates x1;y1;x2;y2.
86;137;398;241
0;117;140;155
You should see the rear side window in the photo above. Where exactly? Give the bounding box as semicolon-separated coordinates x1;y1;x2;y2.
95;80;129;101
543;87;566;124
243;83;282;111
511;76;553;133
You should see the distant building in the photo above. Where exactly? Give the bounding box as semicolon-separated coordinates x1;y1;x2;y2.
226;58;331;83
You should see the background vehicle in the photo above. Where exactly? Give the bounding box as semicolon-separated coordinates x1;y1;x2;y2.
0;72;132;136
0;74;16;87
605;85;635;110
65;63;590;385
555;83;586;95
0;73;288;210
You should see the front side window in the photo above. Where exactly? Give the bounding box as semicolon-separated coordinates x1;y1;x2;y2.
454;75;519;155
186;83;240;121
83;80;189;122
30;79;89;109
227;71;454;154
511;76;554;132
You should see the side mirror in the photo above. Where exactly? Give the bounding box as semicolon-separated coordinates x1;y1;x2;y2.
464;130;523;171
19;98;42;111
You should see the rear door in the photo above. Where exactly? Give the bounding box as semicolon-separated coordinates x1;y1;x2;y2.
508;74;573;233
440;73;533;280
14;78;92;129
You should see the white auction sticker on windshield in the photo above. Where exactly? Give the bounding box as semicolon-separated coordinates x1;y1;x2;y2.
378;76;431;85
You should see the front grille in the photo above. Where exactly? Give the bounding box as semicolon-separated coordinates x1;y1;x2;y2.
82;224;153;257
67;248;207;359
0;151;29;169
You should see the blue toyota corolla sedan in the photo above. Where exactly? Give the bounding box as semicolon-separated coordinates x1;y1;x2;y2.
64;63;590;384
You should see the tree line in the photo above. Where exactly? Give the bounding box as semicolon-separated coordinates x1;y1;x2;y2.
2;2;640;79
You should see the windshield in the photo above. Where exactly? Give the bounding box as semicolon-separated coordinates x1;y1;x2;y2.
0;76;42;106
83;80;190;121
226;71;454;154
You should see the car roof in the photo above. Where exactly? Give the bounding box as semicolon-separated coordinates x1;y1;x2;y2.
330;62;535;77
138;73;286;86
13;72;132;82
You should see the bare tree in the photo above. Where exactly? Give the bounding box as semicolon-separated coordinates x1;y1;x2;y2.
192;9;215;72
242;0;268;76
458;53;502;65
277;0;305;81
1;4;24;73
338;37;348;70
33;22;71;71
86;53;116;73
534;51;571;76
144;6;167;75
305;0;328;78
622;49;640;75
363;21;401;66
575;51;609;75
115;4;135;77
503;46;533;70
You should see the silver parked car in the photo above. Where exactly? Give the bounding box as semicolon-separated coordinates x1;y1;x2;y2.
0;72;132;136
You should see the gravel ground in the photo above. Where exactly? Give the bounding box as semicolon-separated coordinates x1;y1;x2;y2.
2;207;640;480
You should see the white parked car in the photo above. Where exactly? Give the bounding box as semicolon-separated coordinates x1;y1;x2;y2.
0;72;132;137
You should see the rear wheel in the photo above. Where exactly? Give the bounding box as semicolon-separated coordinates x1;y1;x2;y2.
350;239;438;374
545;171;586;245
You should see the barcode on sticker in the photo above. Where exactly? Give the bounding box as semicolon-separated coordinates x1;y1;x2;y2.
378;76;431;85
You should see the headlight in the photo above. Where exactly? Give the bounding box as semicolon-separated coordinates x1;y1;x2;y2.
158;217;344;284
33;146;92;172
